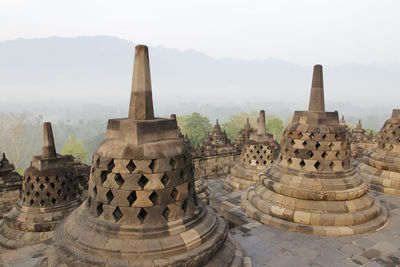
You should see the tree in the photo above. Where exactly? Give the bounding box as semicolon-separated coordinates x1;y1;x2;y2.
0;112;42;171
177;113;212;146
222;111;258;141
266;117;284;143
61;134;88;163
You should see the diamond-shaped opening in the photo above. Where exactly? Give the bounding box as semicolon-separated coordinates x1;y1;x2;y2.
321;151;327;159
27;176;31;182
161;173;169;187
51;198;56;205
100;171;108;184
138;175;149;189
29;199;34;206
93;186;97;197
39;184;44;190
55;175;59;181
35;191;40;198
260;155;263;159
294;149;300;156
260;145;264;150
256;150;260;154
46;192;51;197
329;161;335;169
96;157;100;167
149;191;159;204
263;160;267;165
302;140;307;147
179;169;185;180
27;190;30;196
171;187;179;201
148;160;155;172
36;177;40;183
30;183;34;190
50;183;55;189
63;195;67;201
287;158;292;165
329;143;334;149
299;159;306;168
162;207;170;221
308;151;314;158
298;132;303;138
169;158;177;169
106;190;114;204
253;155;257;159
40;199;45;206
61;181;66;187
315;141;321;149
127;191;137;206
96;203;103;217
288;131;293;137
322;134;327;140
250;149;253;153
290;139;295;145
342;161;346;168
45;176;50;183
114;174;125;187
310;133;315;139
107;159;115;172
112;207;123;222
137;208;147;223
314;161;320;170
255;160;259;164
335;151;340;158
126;160;136;173
57;189;61;196
181;199;189;212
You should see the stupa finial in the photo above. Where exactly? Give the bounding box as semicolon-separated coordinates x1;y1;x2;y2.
170;114;177;120
42;122;56;158
308;64;325;112
257;110;266;135
128;45;154;120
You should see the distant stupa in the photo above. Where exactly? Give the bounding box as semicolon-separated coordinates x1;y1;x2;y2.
0;153;22;218
241;65;387;236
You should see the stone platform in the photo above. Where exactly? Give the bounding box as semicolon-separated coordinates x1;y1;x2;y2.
1;178;400;266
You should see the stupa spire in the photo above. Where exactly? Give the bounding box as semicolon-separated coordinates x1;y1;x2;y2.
128;45;154;120
308;64;325;112
257;110;266;135
42;122;56;158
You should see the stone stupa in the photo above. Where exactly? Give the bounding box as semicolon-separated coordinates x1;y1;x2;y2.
350;120;376;163
48;45;249;266
357;109;400;195
235;118;255;151
223;110;279;192
0;153;22;218
0;122;83;248
241;65;387;236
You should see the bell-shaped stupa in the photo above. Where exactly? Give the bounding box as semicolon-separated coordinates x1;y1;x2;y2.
0;122;82;248
0;153;22;218
235;118;255;151
49;45;248;266
351;120;376;162
241;65;387;236
357;109;400;195
223;110;279;192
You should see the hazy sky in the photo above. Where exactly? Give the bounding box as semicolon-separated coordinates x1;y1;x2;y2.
1;0;399;65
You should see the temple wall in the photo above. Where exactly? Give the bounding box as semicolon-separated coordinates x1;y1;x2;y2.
193;152;240;179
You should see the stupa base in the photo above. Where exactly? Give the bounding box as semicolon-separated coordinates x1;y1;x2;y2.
47;203;249;267
0;198;82;249
241;189;388;236
222;165;260;192
358;163;400;196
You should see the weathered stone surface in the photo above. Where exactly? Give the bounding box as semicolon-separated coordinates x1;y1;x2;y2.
242;65;387;236
0;153;22;219
223;110;280;192
193;120;240;179
48;45;249;266
0;123;83;248
350;120;377;163
235;118;256;152
357;109;400;195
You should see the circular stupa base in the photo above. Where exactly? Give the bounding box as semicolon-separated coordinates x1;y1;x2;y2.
222;165;260;192
47;202;249;267
241;187;388;236
358;162;400;196
0;197;82;249
0;188;21;219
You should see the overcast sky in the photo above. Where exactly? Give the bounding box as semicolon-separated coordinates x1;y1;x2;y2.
1;0;399;66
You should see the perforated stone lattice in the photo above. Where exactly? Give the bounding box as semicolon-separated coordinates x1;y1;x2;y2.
378;123;400;152
88;152;197;224
278;130;351;172
241;144;278;168
21;171;79;208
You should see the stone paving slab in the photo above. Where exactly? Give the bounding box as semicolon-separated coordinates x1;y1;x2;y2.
0;178;400;266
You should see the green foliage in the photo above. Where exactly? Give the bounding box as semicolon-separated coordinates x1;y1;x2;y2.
266;117;284;143
61;134;88;163
83;132;106;163
17;169;24;176
222;111;259;141
177;113;213;146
